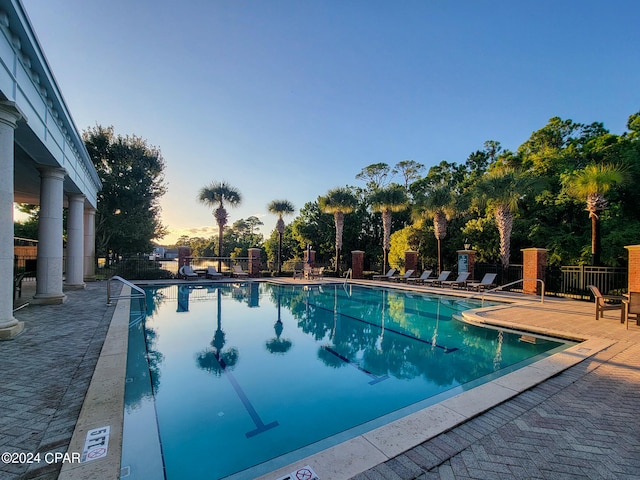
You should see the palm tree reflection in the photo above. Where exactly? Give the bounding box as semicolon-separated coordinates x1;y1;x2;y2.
265;290;292;354
196;287;238;376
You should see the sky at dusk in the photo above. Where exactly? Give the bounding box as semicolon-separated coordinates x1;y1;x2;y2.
22;0;640;244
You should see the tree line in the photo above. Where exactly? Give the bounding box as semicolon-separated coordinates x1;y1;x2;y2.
14;112;640;273
190;112;639;273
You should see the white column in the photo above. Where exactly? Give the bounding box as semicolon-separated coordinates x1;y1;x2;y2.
0;101;24;339
84;206;96;281
33;166;67;304
65;194;85;289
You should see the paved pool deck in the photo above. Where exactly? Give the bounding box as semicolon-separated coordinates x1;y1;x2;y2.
1;278;639;480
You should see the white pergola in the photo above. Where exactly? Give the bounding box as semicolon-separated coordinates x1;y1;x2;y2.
0;0;102;338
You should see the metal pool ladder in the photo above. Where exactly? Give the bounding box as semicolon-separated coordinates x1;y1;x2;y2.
459;278;546;307
343;268;352;285
107;275;146;308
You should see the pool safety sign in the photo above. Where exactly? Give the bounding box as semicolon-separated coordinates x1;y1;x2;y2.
275;465;320;480
81;426;110;462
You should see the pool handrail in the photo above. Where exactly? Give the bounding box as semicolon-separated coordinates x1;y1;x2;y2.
107;275;146;308
462;278;545;306
344;268;352;286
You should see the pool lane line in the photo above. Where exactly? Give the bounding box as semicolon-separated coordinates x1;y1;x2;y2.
218;357;279;438
307;302;459;354
321;346;390;385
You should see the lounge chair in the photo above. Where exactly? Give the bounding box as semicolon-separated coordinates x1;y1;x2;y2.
206;266;223;279
179;265;199;280
587;285;624;322
232;265;249;278
466;273;498;291
623;292;640;329
406;270;433;284
441;271;470;289
390;269;415;282
373;268;396;281
423;270;451;287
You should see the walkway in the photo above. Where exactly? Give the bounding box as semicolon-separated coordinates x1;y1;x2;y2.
1;281;118;480
1;280;639;479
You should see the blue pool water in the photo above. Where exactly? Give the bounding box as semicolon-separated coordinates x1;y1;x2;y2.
122;282;571;480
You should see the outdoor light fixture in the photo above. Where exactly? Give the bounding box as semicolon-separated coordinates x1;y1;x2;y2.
464;239;471;250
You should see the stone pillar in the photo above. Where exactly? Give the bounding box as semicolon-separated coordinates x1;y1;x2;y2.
351;250;364;279
404;250;418;276
0;102;24;339
522;248;547;295
83;206;96;281
304;249;316;268
33;167;67;304
456;249;476;280
65;194;85;289
625;245;640;292
177;246;191;268
248;248;261;277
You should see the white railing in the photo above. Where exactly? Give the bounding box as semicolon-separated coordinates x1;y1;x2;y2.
107;275;146;307
460;278;546;306
484;278;545;304
344;268;352;286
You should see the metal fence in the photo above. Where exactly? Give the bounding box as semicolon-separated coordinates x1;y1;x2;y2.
14;250;630;300
545;265;628;299
473;263;524;291
95;255;252;280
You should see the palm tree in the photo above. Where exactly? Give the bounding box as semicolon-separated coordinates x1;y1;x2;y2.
198;181;242;271
414;185;456;274
474;168;535;269
563;163;627;265
370;184;408;274
318;187;358;276
267;199;295;274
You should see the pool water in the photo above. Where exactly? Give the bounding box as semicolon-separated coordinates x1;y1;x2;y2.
122;282;570;480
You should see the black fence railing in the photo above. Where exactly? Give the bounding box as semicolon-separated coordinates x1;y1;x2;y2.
545;265;628;299
473;263;524;290
14;255;38;277
14;251;631;301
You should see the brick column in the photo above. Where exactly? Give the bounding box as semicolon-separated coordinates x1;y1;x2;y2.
522;248;547;295
304;249;316;268
351;250;364;279
456;249;476;280
404;250;418;276
625;245;640;292
248;248;261;277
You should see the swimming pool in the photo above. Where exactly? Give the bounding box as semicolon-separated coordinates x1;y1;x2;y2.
121;282;571;479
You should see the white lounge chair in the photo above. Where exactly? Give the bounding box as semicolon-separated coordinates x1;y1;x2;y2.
373;268;396;281
423;270;451;286
232;265;249;278
206;266;223;279
406;270;433;284
179;265;199;280
441;271;470;289
467;273;498;291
